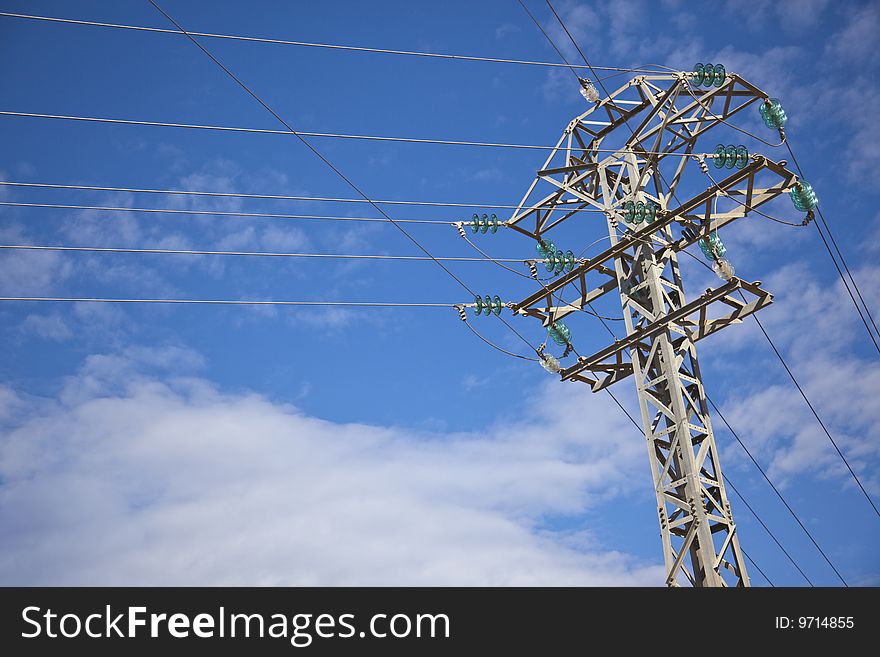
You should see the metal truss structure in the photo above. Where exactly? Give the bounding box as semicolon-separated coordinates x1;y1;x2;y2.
507;72;801;587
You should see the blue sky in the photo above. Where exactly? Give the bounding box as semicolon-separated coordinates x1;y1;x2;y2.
0;0;878;586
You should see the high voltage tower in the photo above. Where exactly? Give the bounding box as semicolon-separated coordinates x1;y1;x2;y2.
5;6;876;588
473;68;811;587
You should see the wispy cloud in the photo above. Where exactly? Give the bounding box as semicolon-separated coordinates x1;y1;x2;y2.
0;350;661;585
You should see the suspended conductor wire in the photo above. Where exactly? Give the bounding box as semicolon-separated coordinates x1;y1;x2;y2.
0;11;663;73
750;313;880;522
457;312;539;361
516;0;580;82
707;398;848;586
0;111;721;157
0;200;458;225
0;180;608;214
0;244;530;263
144;0;540;359
0;110;559;151
783;140;880;346
0;297;458;307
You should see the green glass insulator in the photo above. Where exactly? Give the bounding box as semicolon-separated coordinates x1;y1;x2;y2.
483;295;493;316
558;322;572;344
713;64;726;87
692;63;705;86
713;144;726;168
698;238;713;260
735;145;749;169
790;181;818;211
645;202;657;224
759;98;787;128
490;213;499;234
699;233;727;260
536;239;554;258
635;201;646;224
564;250;575;273
548;322;571;345
471;213;479;233
480;214;489;234
553;249;565;274
725;145;737;169
492;295;503;316
473;295;482;315
623;200;636;223
702;63;715;87
545;250;556;272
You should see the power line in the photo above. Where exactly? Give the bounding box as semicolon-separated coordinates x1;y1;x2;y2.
0;180;606;213
0;201;461;226
750;313;880;520
0;11;663;73
515;0;580;81
0;110;722;158
0;110;557;151
0;243;529;263
784;140;880;350
0;297;458;307
707;397;849;586
723;477;799;586
143;0;539;357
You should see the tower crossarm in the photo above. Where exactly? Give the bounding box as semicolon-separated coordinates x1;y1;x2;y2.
510;156;797;326
505;73;776;238
561;278;773;392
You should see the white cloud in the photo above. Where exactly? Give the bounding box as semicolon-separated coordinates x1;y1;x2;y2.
825;3;880;63
495;23;520;40
0;352;662;585
0;249;73;296
724;0;831;33
19;313;72;341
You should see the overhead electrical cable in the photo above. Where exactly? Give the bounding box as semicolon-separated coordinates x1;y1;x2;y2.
0;11;662;73
0;297;458;307
143;0;540;357
0;110;559;151
750;314;880;521
0;111;729;157
784;140;880;348
0;243;530;263
0;181;603;212
0;201;459;225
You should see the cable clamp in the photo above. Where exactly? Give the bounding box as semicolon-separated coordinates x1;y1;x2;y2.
454;222;467;239
454;304;467;322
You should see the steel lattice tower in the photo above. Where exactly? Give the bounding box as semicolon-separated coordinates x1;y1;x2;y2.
503;71;801;586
